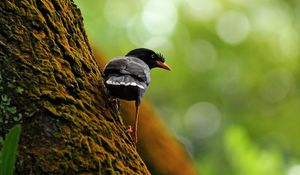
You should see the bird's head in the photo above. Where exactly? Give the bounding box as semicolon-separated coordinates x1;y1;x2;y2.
126;48;172;70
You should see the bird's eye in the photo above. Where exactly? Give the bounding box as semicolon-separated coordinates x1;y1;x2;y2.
151;54;156;59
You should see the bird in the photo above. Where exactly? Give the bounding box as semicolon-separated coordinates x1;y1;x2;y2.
103;48;171;143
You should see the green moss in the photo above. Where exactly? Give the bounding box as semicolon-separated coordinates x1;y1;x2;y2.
0;95;17;123
0;72;27;128
13;114;23;122
16;86;24;94
0;74;3;92
0;0;150;174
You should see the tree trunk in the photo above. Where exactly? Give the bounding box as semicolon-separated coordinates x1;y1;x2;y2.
0;0;150;174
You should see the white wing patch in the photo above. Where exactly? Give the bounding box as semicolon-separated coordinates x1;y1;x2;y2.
106;80;145;89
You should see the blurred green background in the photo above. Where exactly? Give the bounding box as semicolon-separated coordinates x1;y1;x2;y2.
74;0;300;174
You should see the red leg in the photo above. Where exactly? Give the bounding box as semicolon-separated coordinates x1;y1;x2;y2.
133;100;140;143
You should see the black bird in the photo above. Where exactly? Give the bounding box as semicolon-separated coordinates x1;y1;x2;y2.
103;48;171;143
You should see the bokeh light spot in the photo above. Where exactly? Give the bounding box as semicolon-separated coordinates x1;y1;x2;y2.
143;37;173;52
184;0;222;21
260;69;293;103
216;11;250;45
288;165;300;175
126;16;148;46
251;2;291;34
185;40;217;72
104;0;138;27
278;27;300;59
142;0;178;36
185;102;221;139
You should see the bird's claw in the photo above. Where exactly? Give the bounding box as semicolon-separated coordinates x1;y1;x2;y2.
126;125;138;144
126;125;133;133
112;98;120;111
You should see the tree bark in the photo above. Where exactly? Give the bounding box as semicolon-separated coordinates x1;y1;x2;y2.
0;0;149;174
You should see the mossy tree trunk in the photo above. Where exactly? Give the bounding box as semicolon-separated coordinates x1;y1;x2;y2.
0;0;149;174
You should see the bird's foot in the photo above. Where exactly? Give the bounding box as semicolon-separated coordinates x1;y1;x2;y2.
108;97;120;112
126;125;138;144
126;125;133;133
112;98;120;111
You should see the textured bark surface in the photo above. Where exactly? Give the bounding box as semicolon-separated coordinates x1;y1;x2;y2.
0;0;149;174
95;52;197;175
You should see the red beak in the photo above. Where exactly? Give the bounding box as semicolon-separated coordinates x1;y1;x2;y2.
156;61;172;71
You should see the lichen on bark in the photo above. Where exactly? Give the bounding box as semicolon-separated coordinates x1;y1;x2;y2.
0;0;149;174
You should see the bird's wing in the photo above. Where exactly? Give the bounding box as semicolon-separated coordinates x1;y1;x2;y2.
103;57;128;75
103;56;150;85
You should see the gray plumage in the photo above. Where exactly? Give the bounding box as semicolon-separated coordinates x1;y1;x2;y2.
103;56;150;103
103;48;171;144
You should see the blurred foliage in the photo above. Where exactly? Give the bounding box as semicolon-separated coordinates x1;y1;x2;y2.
0;124;21;175
75;0;300;174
